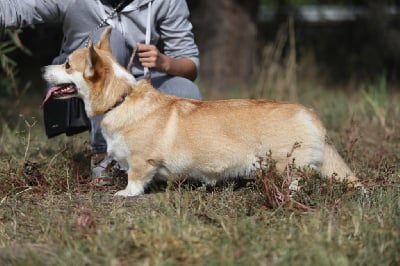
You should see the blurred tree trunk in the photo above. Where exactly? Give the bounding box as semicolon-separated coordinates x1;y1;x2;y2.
188;0;260;95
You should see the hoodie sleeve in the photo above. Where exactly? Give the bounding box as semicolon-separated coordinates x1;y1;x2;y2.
158;0;200;71
0;0;69;28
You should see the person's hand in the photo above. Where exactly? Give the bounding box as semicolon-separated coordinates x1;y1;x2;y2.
136;42;197;81
136;43;168;72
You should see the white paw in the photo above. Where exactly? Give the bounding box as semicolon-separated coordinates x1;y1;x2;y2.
114;181;144;197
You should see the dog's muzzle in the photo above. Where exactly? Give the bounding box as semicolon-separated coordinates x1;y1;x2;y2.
42;84;78;106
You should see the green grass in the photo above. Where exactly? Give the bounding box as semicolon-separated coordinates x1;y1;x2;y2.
0;83;399;265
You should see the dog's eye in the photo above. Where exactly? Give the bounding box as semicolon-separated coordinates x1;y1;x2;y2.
65;60;71;69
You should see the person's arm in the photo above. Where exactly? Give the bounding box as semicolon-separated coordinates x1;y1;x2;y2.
0;0;68;28
136;43;197;81
137;0;199;81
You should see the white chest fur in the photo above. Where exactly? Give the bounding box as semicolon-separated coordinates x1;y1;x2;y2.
102;129;130;170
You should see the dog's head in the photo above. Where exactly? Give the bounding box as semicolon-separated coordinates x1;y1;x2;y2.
42;27;136;117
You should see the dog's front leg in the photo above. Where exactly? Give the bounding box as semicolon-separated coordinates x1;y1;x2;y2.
114;160;155;197
114;180;144;197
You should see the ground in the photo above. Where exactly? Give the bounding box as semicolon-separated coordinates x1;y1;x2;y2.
0;83;399;265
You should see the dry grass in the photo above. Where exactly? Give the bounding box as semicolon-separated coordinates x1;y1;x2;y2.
254;17;297;101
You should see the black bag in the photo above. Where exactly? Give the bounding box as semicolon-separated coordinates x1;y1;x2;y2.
43;97;91;138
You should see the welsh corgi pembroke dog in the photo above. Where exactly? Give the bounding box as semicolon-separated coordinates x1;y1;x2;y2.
42;27;361;197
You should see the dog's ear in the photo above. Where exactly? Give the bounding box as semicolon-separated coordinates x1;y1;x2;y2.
97;26;112;52
85;40;99;78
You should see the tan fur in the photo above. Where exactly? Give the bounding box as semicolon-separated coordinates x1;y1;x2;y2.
43;27;361;197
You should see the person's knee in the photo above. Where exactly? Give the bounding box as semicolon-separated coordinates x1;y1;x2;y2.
157;76;202;100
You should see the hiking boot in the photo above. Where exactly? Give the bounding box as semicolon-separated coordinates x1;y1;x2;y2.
91;153;128;187
91;153;115;186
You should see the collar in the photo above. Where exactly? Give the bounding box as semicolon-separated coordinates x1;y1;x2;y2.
105;93;128;113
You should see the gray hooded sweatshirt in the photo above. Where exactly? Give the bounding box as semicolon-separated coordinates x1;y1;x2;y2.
0;0;199;77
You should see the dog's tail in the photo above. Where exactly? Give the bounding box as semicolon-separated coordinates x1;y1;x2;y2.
321;144;361;187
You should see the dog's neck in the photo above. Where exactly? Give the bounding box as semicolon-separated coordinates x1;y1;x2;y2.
104;92;128;114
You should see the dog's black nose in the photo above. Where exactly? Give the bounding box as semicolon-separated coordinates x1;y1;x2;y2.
40;66;47;73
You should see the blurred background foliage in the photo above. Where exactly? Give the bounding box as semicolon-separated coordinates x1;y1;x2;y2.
0;29;31;97
188;0;400;94
261;0;400;5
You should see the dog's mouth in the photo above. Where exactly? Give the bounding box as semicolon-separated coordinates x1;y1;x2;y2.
42;83;78;106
